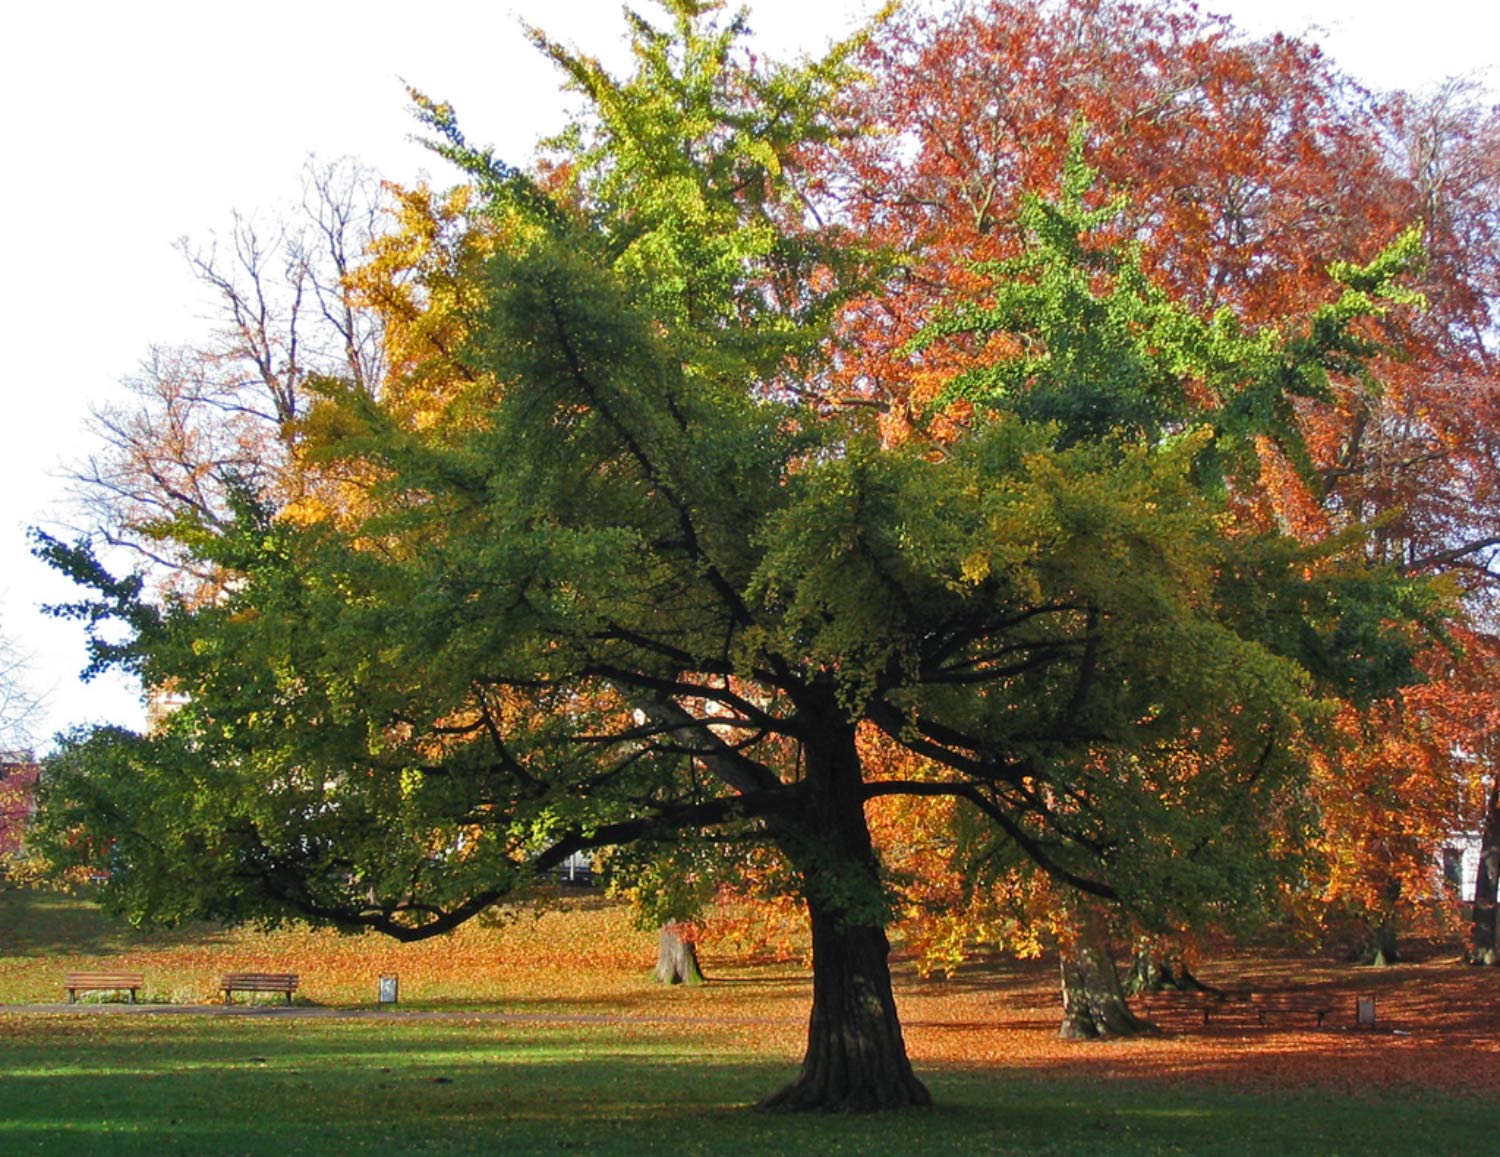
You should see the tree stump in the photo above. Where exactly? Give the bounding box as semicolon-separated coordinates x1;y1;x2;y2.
654;921;706;985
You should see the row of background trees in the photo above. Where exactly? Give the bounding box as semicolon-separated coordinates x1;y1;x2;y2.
27;0;1500;1112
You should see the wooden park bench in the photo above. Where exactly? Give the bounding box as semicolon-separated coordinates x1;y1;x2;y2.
1138;989;1217;1026
64;971;145;1004
220;972;299;1005
1138;986;1259;1028
1252;990;1334;1027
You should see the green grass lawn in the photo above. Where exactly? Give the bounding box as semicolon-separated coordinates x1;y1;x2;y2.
0;1013;1488;1155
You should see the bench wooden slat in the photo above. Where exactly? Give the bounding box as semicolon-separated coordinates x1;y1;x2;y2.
64;971;145;1004
1251;992;1334;1027
1138;987;1256;1027
1138;990;1216;1025
220;972;299;1005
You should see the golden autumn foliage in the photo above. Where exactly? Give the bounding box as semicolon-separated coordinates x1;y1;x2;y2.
342;183;504;436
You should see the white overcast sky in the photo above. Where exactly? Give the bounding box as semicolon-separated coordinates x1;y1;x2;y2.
1;0;1496;746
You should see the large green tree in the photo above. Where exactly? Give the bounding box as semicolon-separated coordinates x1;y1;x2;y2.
37;2;1435;1112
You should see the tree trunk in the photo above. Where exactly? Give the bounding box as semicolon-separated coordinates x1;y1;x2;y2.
654;921;706;985
760;901;931;1112
1058;900;1157;1039
1353;919;1401;967
1124;945;1212;996
760;713;930;1112
1469;778;1500;966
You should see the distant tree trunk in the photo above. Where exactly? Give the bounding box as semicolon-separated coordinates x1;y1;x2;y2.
760;715;931;1112
1124;944;1212;995
1469;779;1500;966
654;921;706;985
1058;900;1157;1039
1353;919;1402;967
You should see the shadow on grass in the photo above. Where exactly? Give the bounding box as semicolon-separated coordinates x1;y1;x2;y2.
0;1015;1490;1155
0;888;231;958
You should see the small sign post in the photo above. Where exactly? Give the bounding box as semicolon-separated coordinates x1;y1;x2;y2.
1356;995;1376;1027
378;974;399;1006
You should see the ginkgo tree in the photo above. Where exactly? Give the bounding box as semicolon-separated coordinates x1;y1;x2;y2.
36;0;1439;1113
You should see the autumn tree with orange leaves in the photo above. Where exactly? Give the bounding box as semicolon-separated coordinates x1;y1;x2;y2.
809;0;1500;983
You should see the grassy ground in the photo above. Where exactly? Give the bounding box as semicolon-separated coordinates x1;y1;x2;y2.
0;1014;1490;1155
2;886;1496;1153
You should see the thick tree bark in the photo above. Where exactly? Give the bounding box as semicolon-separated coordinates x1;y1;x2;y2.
1058;900;1157;1039
1469;779;1500;966
654;921;706;985
761;715;930;1112
761;901;930;1112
